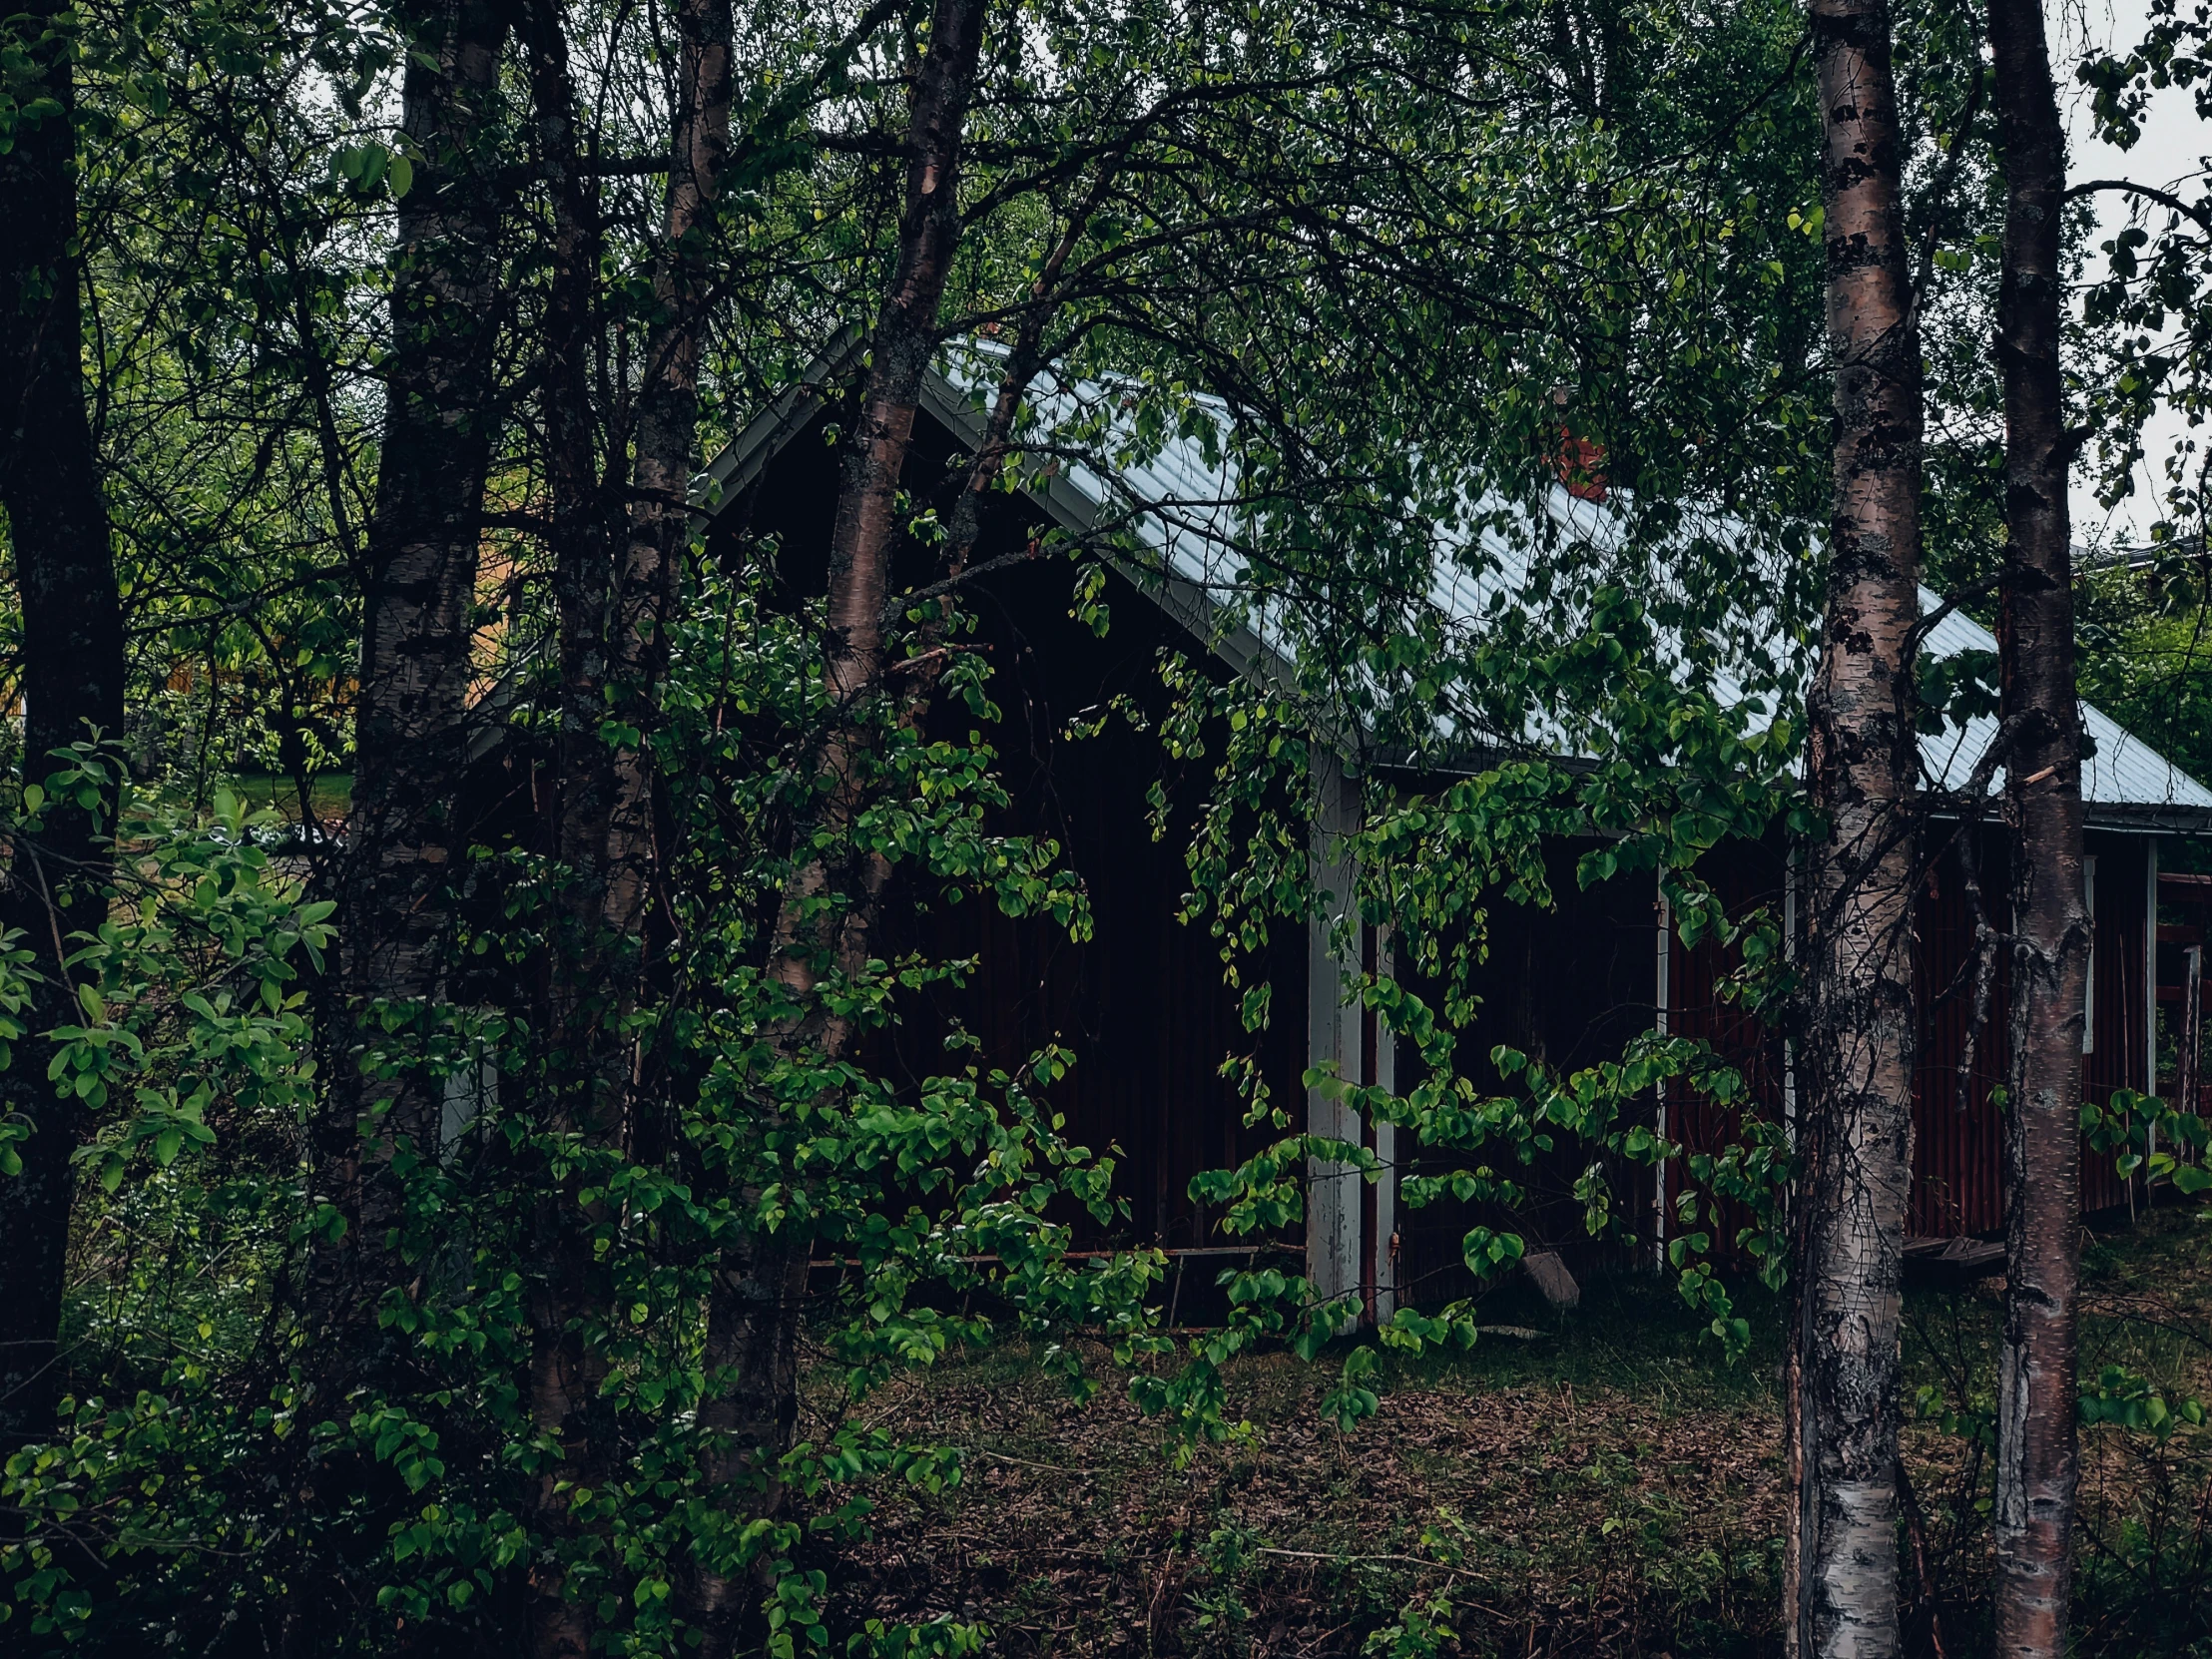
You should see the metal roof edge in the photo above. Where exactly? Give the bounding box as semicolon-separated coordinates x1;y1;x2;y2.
909;369;1290;690
2081;801;2212;835
692;326;866;522
1924;803;2212;835
699;362;2212;819
697;351;1315;730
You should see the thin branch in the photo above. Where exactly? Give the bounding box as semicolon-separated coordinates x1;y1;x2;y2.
1911;62;1988;318
882;542;1044;627
1908;570;2006;653
2065;178;2212;234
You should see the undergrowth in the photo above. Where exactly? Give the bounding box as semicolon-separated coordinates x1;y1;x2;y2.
827;1208;2212;1657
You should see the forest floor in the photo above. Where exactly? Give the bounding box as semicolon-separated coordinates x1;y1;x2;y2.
817;1206;2212;1659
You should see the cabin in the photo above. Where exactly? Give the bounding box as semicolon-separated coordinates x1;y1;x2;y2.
698;356;2212;1323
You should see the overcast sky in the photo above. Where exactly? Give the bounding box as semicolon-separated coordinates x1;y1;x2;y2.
2062;0;2211;546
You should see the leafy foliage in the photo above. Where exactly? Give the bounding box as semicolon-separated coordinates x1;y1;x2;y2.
4;0;2211;1651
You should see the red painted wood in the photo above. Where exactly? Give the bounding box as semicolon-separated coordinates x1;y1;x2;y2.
732;394;2166;1296
1663;840;1788;1262
1668;830;2151;1243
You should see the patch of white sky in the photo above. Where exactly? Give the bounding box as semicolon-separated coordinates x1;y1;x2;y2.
2058;0;2212;547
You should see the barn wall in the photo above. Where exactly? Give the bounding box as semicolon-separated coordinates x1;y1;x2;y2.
2157;868;2212;1119
1669;828;2154;1242
1388;843;1665;1305
1663;839;1790;1260
725;396;2166;1306
864;556;1313;1265
2084;832;2155;1208
730;405;1309;1275
1909;831;2013;1236
1908;829;2149;1232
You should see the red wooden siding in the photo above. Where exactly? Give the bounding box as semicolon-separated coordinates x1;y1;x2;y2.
1663;841;1789;1258
1388;843;1664;1302
736;405;1309;1264
864;550;1311;1259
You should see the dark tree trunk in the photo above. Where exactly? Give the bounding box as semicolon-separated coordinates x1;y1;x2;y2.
523;0;614;893
1795;0;1925;1653
516;16;616;1659
521;3;734;1654
680;3;987;1651
0;0;126;1452
1987;0;2084;1651
600;0;734;938
307;0;512;1361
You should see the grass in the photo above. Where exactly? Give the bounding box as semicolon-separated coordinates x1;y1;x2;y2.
810;1208;2212;1657
230;770;352;821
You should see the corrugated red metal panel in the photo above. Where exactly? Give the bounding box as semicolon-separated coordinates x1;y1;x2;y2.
2082;832;2150;1212
1403;827;2157;1286
1668;830;2152;1241
2157;872;2212;1120
1910;830;2147;1230
1910;831;2011;1236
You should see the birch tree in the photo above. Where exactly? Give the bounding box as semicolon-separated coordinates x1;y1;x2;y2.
1792;0;1925;1651
1987;0;2086;1651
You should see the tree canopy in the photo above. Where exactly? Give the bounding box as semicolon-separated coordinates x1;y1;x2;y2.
2;0;2210;1654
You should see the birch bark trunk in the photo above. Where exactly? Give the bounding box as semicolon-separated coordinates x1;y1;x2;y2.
1794;0;1924;1652
1987;0;2086;1650
679;3;987;1651
0;0;126;1451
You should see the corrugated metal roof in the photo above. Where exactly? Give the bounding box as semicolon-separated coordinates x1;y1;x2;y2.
708;355;2212;830
1917;591;2212;824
